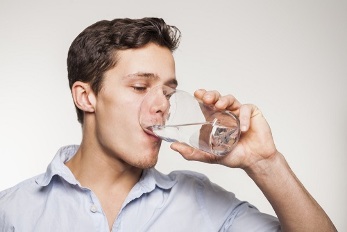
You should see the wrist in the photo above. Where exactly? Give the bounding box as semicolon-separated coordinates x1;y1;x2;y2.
244;151;291;185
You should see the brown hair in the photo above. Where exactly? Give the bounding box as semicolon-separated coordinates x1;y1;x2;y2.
67;17;181;124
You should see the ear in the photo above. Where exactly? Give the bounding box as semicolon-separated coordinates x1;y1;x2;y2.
71;81;96;112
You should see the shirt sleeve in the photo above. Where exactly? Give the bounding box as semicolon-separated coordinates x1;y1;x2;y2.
194;173;281;232
221;201;281;232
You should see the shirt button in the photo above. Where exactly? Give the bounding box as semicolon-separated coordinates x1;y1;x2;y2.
90;204;98;213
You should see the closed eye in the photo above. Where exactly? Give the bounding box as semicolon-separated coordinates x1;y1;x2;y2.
163;89;175;100
132;86;147;92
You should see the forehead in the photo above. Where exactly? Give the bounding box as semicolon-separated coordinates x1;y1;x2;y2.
116;43;175;77
123;72;178;87
101;43;177;89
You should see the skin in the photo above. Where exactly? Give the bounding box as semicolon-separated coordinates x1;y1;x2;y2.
66;43;336;231
171;92;337;231
66;43;177;230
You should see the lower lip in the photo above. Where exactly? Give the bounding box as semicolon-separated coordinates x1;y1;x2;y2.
144;129;160;141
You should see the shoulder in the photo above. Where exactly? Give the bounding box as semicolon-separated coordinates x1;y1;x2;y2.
164;169;239;210
0;174;44;219
0;174;42;200
153;169;213;192
161;169;247;228
168;169;209;183
167;169;234;197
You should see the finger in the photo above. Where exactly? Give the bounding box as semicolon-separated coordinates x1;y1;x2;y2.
239;104;262;132
200;90;222;105
194;89;207;99
239;104;252;132
215;94;242;111
194;89;220;104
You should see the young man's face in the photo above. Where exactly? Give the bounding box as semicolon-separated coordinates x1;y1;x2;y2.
92;43;177;169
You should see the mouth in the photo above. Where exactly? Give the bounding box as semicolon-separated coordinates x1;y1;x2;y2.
143;126;160;140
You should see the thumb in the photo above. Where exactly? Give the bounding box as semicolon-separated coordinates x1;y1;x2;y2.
170;142;220;163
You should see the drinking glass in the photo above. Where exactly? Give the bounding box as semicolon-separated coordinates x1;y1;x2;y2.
139;85;241;156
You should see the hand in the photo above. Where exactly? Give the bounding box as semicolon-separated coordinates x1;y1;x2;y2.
170;89;278;171
171;90;338;232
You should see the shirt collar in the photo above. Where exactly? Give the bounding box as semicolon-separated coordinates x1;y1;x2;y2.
35;145;177;191
35;145;80;187
122;168;177;207
139;168;177;191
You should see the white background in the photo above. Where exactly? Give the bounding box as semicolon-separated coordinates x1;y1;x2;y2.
0;0;346;230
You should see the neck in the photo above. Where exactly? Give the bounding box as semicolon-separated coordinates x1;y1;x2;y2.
66;118;143;191
65;140;142;193
66;118;145;230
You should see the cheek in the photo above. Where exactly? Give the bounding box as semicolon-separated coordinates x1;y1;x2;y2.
97;95;142;137
117;97;142;126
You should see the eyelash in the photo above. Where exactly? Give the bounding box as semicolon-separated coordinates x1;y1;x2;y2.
132;86;148;92
131;85;176;98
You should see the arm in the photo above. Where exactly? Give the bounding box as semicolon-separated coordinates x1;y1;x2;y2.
246;151;336;232
171;89;337;232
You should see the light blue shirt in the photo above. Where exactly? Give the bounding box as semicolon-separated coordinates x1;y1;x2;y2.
0;145;280;231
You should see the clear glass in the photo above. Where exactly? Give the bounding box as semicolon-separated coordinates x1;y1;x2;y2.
139;85;241;156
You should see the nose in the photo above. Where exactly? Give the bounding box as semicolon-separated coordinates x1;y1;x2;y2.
149;86;172;116
140;85;175;127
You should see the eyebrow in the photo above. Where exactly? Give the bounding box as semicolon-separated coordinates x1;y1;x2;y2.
124;72;178;86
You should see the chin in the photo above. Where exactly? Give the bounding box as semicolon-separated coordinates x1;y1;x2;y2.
133;145;161;169
138;161;158;169
126;133;161;169
133;155;158;169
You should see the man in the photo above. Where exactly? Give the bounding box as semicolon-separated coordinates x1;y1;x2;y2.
0;17;336;231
